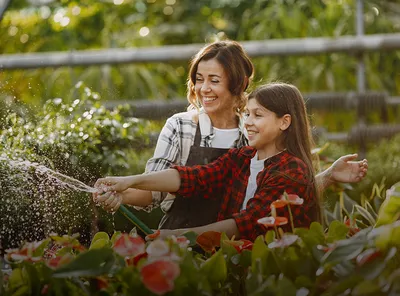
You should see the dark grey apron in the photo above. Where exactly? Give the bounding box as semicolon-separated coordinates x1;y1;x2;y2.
160;124;229;229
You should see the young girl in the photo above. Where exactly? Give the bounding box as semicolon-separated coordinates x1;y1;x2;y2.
95;82;321;240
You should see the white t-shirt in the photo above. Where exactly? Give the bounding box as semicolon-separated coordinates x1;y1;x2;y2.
242;153;266;210
211;127;240;148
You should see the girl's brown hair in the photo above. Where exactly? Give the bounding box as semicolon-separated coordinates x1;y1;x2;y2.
248;82;322;222
187;40;254;115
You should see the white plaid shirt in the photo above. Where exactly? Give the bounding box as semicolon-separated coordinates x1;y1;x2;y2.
135;108;248;213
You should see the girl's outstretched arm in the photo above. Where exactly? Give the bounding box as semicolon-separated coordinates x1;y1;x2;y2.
94;169;181;193
159;219;240;240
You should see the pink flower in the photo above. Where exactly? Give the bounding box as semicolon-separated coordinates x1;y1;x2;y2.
140;260;180;295
268;234;299;249
113;234;145;257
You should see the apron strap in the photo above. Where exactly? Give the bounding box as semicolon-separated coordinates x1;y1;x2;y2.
193;124;202;147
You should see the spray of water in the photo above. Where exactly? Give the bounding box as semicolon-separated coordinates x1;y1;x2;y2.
0;155;97;251
0;156;98;193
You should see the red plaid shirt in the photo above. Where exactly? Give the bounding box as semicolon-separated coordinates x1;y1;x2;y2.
172;147;317;241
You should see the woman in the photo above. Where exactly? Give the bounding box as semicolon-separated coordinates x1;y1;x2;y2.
95;83;321;240
95;40;368;229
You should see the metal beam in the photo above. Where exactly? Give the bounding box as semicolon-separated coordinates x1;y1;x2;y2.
2;33;400;70
104;92;398;120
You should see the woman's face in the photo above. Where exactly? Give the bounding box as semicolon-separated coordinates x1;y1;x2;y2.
194;58;235;118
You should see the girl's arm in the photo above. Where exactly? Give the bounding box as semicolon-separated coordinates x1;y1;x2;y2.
95;169;181;193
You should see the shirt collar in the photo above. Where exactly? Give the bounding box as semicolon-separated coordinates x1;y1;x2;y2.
199;108;247;147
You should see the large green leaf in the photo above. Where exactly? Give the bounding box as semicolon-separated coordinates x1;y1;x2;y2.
375;182;400;227
200;249;227;287
53;248;115;278
326;220;349;243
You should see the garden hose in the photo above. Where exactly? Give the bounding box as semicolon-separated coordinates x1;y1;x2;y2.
118;205;154;235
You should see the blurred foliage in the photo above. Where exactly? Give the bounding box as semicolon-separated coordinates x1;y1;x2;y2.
1;0;400;119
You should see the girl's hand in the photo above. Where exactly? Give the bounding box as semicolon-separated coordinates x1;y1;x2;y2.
330;154;368;183
93;191;122;213
94;176;135;193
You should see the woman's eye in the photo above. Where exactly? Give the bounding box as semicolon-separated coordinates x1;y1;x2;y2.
211;80;219;83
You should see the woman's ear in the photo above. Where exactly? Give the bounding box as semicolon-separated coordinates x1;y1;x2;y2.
280;114;291;131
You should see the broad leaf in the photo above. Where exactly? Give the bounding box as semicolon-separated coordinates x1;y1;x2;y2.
53;248;115;278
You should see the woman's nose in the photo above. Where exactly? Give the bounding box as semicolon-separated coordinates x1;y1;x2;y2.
201;81;211;92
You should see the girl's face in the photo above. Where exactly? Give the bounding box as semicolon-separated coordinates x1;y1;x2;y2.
194;58;235;119
245;98;290;160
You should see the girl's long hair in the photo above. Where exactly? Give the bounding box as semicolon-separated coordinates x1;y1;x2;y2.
248;83;322;223
186;40;254;116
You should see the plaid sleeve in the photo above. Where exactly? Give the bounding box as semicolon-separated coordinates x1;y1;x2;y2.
172;149;237;197
134;117;181;212
232;159;315;241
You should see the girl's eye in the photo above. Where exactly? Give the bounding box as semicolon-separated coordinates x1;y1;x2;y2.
255;113;262;117
196;78;203;81
211;80;219;83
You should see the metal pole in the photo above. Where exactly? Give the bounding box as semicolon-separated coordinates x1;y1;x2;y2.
356;0;367;157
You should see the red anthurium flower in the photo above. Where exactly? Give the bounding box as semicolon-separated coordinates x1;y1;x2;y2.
126;252;148;266
96;277;109;290
173;236;190;249
46;253;73;269
344;217;361;236
196;231;222;253
140;260;180;295
271;200;289;209
280;194;304;205
356;248;382;266
146;229;161;241
268;234;299;249
223;239;253;253
41;284;49;295
113;234;145;257
257;216;288;227
5;241;44;263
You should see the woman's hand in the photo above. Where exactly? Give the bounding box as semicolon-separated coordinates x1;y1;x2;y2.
94;176;135;193
329;154;368;183
93;191;123;213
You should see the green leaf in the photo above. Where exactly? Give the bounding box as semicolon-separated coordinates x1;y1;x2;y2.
90;232;110;246
89;238;111;250
265;230;276;244
111;231;122;244
352;279;382;295
200;249;227;286
182;231;198;247
321;239;365;265
32;238;51;257
375;182;400;227
53;248;115;278
251;236;269;274
326;220;349;243
355;205;376;226
276;275;297;296
8;268;26;291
